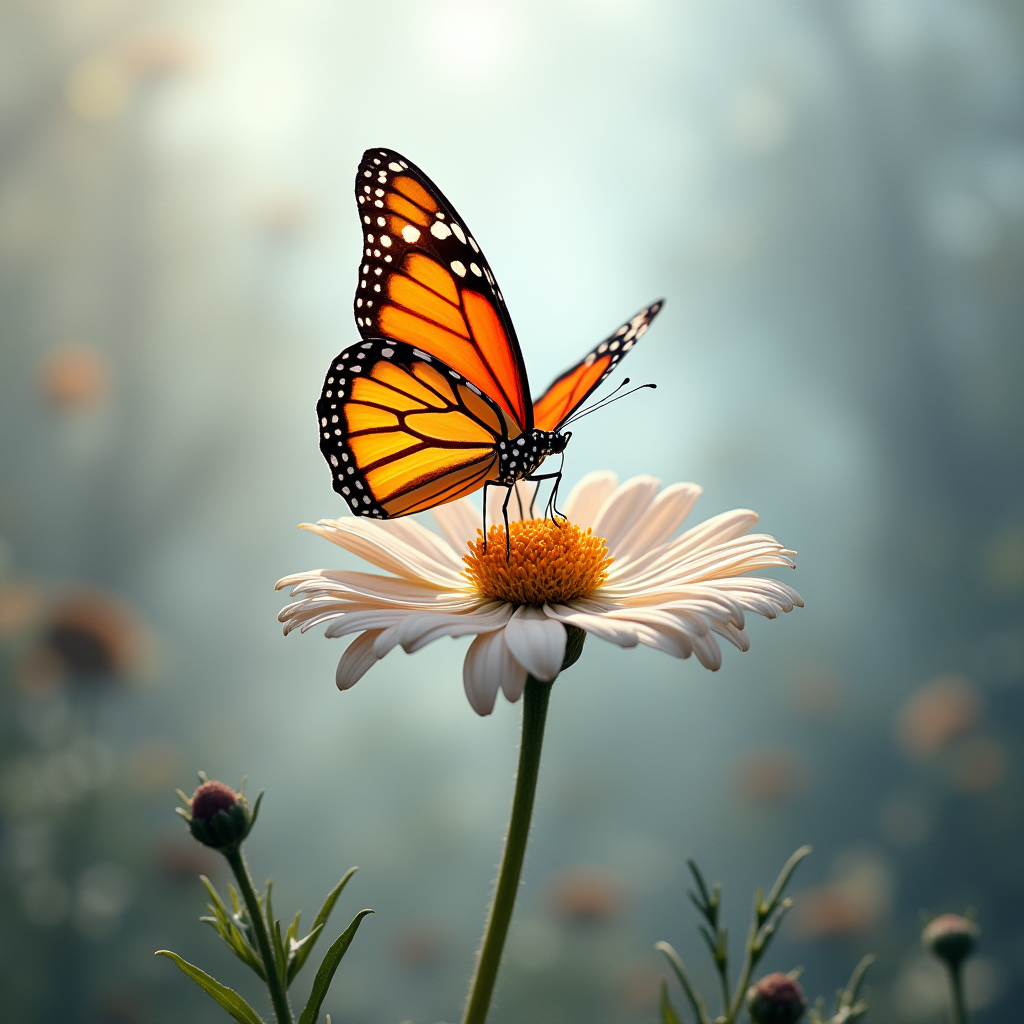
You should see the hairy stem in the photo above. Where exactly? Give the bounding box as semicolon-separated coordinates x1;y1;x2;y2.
225;848;293;1024
461;676;551;1024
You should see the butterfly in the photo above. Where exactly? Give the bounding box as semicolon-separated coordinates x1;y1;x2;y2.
318;147;663;535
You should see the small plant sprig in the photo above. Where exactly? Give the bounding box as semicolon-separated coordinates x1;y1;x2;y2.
656;847;874;1024
807;955;876;1024
156;773;372;1024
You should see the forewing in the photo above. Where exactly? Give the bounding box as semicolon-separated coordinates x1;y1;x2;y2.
531;300;663;432
354;148;532;430
318;338;520;519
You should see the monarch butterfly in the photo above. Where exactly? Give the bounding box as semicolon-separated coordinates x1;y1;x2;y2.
318;148;662;535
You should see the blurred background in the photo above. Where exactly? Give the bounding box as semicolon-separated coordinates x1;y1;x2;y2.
0;0;1022;1021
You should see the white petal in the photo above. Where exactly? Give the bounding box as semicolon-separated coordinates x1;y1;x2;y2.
544;602;641;648
710;619;750;652
323;609;411;638
336;630;384;689
503;606;566;681
373;517;464;572
299;519;462;586
611;482;703;563
432;497;482;554
690;632;723;670
373;603;513;657
562;471;618;528
592;476;662;553
463;633;504;715
463;630;528;715
283;570;475;608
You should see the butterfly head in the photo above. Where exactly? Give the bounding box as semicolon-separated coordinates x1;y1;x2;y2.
550;429;571;454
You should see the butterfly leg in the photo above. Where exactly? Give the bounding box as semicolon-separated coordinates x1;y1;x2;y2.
482;480;500;553
525;472;564;526
501;486;513;560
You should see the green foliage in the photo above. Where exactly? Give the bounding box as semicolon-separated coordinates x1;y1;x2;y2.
657;847;874;1024
807;956;875;1024
155;950;265;1024
287;867;359;985
158;784;373;1024
297;909;375;1024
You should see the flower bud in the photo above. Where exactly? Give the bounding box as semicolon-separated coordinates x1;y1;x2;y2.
747;972;808;1024
922;913;978;968
181;779;258;852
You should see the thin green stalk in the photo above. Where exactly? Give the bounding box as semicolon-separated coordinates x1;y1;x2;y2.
946;962;968;1024
728;923;759;1023
225;848;293;1024
461;676;552;1024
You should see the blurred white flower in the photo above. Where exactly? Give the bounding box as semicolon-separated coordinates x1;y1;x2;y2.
276;472;802;716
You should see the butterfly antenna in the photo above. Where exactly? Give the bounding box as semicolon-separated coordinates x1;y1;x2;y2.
559;378;657;429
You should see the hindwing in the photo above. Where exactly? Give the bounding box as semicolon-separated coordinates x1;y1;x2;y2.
318;338;521;518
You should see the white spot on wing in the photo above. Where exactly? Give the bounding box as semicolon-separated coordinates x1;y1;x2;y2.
451;223;467;244
450;260;466;277
430;221;452;240
388;162;402;171
402;224;421;243
470;263;482;276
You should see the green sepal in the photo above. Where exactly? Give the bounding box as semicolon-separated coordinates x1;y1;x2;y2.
560;625;587;672
248;790;264;831
155;950;265;1024
297;909;373;1024
660;978;684;1024
190;800;250;851
287;866;358;986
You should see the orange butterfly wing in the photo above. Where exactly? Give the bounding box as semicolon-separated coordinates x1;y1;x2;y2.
354;148;532;431
318;339;521;518
532;301;664;432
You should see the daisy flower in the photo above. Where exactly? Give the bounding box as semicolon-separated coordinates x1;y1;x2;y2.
276;471;802;714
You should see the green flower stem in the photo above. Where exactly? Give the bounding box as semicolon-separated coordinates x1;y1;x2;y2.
461;676;552;1024
225;848;293;1024
946;962;968;1024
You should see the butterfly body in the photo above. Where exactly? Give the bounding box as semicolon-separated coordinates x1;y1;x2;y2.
495;429;569;487
320;147;663;524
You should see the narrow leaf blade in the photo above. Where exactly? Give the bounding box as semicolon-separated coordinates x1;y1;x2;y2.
660;978;684;1024
297;910;373;1024
156;950;265;1024
288;867;358;985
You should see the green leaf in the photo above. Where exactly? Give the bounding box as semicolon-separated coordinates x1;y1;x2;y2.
199;877;265;979
287;867;358;986
287;924;325;984
265;882;288;985
655;941;710;1024
297;910;373;1024
285;911;301;951
761;846;811;922
156;950;265;1024
660;978;684;1024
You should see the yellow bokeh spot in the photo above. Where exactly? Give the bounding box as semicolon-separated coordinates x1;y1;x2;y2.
463;518;611;606
67;57;131;121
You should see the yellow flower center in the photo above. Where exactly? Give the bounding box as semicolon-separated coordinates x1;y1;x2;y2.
463;518;612;606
